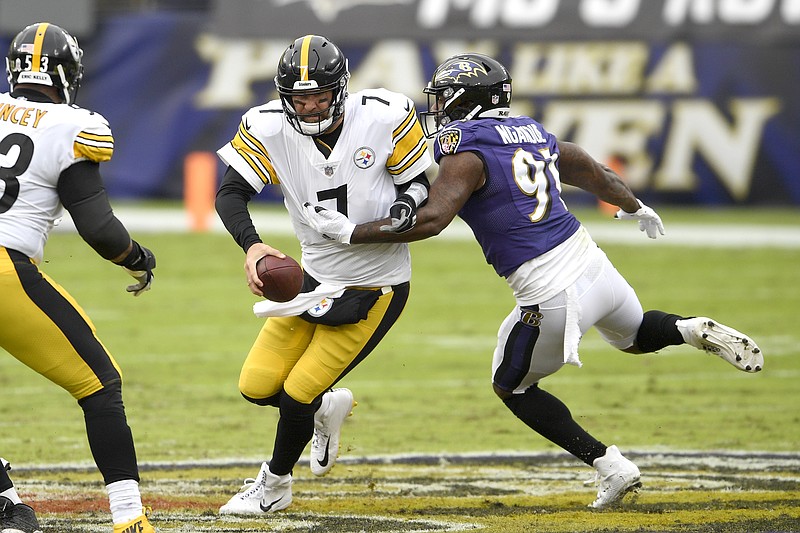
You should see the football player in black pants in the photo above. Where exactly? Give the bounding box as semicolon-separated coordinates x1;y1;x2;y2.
1;23;156;533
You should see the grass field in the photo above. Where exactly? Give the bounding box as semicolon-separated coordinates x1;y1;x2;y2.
1;205;798;532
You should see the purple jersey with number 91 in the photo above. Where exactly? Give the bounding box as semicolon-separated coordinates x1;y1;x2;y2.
433;116;581;278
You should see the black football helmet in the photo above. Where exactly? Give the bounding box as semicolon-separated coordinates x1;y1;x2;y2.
274;34;350;136
420;53;512;138
6;22;84;104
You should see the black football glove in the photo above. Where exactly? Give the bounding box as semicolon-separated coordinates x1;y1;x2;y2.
380;193;417;234
117;241;156;296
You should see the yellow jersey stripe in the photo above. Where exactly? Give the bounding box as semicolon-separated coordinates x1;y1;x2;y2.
387;115;427;174
73;141;113;162
77;131;114;143
388;137;428;176
392;107;416;140
231;131;279;185
32;23;50;75
237;122;269;158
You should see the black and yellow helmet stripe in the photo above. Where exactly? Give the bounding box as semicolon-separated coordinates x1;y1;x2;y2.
299;35;314;82
31;22;50;74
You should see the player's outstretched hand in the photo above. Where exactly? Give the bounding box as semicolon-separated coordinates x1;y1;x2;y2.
615;199;665;239
122;243;156;296
302;203;355;244
380;193;417;234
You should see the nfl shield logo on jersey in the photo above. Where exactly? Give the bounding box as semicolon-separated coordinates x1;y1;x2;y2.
353;147;375;169
437;128;461;155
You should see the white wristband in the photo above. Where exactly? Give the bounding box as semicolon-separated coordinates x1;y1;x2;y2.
404;181;428;206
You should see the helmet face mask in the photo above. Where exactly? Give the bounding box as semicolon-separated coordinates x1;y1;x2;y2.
274;35;350;136
6;22;84;104
420;53;512;138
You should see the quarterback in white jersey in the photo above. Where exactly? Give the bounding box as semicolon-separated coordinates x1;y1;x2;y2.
0;23;155;533
218;86;429;287
215;35;432;515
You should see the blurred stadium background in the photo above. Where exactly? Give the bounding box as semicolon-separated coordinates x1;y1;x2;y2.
2;4;799;530
1;0;799;213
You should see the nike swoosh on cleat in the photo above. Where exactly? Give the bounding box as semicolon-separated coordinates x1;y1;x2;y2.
316;441;331;468
260;497;285;512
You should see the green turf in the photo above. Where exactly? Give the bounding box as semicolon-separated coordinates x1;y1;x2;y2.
0;207;798;466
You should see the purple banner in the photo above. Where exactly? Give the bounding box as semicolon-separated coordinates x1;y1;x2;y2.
1;10;798;205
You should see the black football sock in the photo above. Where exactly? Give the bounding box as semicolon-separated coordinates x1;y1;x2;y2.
635;310;686;352
503;384;608;465
268;392;320;475
79;382;140;484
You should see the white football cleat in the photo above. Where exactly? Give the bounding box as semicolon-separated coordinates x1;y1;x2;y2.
219;462;292;515
676;317;763;373
587;445;642;509
311;388;355;476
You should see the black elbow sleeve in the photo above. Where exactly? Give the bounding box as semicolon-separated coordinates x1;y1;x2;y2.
58;162;131;260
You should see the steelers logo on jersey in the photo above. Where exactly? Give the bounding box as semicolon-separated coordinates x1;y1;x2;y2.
437;128;461;155
307;297;333;317
353;146;375;169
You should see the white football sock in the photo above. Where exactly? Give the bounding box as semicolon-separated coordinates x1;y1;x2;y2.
1;487;22;505
106;479;143;524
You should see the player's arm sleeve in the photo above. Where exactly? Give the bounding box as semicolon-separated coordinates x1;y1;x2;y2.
396;171;430;207
57;161;132;260
215;165;263;252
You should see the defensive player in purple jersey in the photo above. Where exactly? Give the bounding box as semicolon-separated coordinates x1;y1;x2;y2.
303;53;764;509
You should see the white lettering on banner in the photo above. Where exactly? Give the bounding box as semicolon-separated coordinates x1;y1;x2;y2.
644;43;697;94
416;0;800;28
511;42;696;95
418;0;562;28
276;0;412;22
663;0;799;25
348;41;426;97
720;0;775;23
512;42;652;94
543;101;665;189
194;34;286;108
580;0;642;26
785;0;800;22
656;98;780;199
194;36;780;199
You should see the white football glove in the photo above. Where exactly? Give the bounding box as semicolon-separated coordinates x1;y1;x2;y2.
302;203;355;245
615;199;665;239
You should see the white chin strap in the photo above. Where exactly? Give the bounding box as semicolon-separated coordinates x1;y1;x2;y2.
299;116;333;135
56;64;73;104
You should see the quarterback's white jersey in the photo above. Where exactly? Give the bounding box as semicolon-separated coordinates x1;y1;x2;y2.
218;88;432;287
0;92;114;263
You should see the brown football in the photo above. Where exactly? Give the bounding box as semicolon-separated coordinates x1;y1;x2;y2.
255;254;303;302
